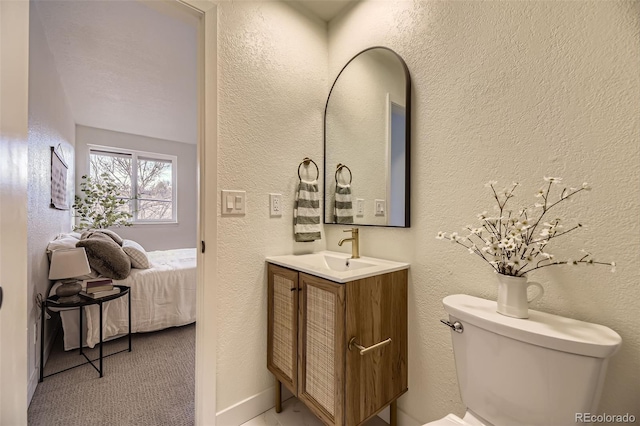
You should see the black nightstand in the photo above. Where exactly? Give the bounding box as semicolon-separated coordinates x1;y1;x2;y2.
40;284;131;382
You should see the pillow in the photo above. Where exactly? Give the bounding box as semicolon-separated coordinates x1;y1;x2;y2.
80;229;124;246
76;237;131;280
47;234;98;280
47;234;100;279
47;235;81;261
122;239;150;269
86;232;113;242
55;232;80;240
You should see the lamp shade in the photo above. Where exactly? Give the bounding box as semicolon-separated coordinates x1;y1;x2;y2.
48;247;91;280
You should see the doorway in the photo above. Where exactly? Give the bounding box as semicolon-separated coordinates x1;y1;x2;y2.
388;100;406;227
0;0;217;423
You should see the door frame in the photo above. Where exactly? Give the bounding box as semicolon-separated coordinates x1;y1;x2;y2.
179;0;218;424
0;1;30;424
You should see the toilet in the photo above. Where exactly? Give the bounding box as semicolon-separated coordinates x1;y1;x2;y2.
427;294;622;426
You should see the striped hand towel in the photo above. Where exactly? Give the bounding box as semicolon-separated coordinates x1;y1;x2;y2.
334;183;353;224
294;179;321;242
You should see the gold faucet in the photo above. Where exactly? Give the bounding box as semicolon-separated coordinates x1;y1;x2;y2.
338;228;360;259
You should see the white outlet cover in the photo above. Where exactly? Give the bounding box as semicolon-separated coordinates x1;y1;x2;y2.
270;193;282;217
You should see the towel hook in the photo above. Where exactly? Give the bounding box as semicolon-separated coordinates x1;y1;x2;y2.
335;163;352;185
298;157;319;181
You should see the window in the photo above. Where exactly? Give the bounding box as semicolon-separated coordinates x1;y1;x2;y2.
88;145;177;223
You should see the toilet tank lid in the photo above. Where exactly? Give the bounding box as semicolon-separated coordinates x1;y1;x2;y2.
443;294;622;358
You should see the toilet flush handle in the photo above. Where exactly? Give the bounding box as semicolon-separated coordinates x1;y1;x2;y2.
440;320;464;333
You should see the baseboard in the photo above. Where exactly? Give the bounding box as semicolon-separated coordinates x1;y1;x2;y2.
28;317;61;406
378;405;422;426
216;385;293;426
27;368;38;406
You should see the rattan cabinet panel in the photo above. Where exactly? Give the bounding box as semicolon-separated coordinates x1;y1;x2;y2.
298;273;345;426
267;264;299;395
305;284;337;415
267;264;407;426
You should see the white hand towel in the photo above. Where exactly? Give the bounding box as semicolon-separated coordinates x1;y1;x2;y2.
334;183;353;224
294;179;321;242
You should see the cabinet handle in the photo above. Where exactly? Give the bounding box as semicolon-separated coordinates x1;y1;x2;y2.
348;337;392;355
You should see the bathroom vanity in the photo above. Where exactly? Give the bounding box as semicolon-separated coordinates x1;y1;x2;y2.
266;252;409;426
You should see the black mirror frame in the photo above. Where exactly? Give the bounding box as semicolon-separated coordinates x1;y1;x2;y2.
323;46;411;227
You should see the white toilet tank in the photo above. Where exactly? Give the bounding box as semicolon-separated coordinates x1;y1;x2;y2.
443;294;622;426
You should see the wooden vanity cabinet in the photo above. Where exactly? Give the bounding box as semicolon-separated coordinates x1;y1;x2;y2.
267;263;408;426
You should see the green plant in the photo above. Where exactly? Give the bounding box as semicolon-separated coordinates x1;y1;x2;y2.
72;173;132;230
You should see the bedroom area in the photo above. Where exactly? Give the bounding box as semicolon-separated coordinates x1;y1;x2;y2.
25;1;200;423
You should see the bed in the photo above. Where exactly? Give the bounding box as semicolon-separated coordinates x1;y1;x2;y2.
48;238;197;351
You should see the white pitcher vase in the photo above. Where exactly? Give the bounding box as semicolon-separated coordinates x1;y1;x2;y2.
496;274;544;319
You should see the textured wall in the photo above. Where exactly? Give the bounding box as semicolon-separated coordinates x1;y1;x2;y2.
216;1;327;411
327;0;640;422
75;125;197;251
27;4;76;402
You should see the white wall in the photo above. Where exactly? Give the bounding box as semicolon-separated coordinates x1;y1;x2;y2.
75;125;197;251
0;0;29;422
216;0;327;414
327;0;640;422
27;4;76;404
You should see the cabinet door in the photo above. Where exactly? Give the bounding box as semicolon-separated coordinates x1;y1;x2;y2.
345;270;408;426
298;273;345;426
267;264;299;395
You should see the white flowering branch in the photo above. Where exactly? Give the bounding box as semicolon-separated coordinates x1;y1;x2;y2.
437;177;615;277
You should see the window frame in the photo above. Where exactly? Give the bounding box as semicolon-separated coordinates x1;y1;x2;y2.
87;144;178;224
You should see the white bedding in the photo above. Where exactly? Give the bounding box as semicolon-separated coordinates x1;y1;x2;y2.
54;248;196;350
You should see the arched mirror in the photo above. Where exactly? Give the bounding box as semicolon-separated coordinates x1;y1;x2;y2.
324;46;411;227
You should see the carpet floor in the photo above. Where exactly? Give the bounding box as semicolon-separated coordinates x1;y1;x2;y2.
28;323;195;426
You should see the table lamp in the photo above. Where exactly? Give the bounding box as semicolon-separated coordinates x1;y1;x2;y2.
49;247;91;303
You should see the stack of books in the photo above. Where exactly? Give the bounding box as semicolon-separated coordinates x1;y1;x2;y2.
80;279;120;299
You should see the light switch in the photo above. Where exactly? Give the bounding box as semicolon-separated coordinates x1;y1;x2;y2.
356;198;364;217
375;199;386;216
221;190;246;215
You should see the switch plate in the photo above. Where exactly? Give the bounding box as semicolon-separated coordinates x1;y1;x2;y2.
356;198;364;217
375;199;386;216
270;193;282;217
221;190;246;215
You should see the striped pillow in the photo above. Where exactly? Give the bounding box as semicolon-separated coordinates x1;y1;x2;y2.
122;239;150;269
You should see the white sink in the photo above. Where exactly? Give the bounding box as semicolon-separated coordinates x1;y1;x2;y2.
297;252;376;272
266;251;409;283
322;255;375;272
